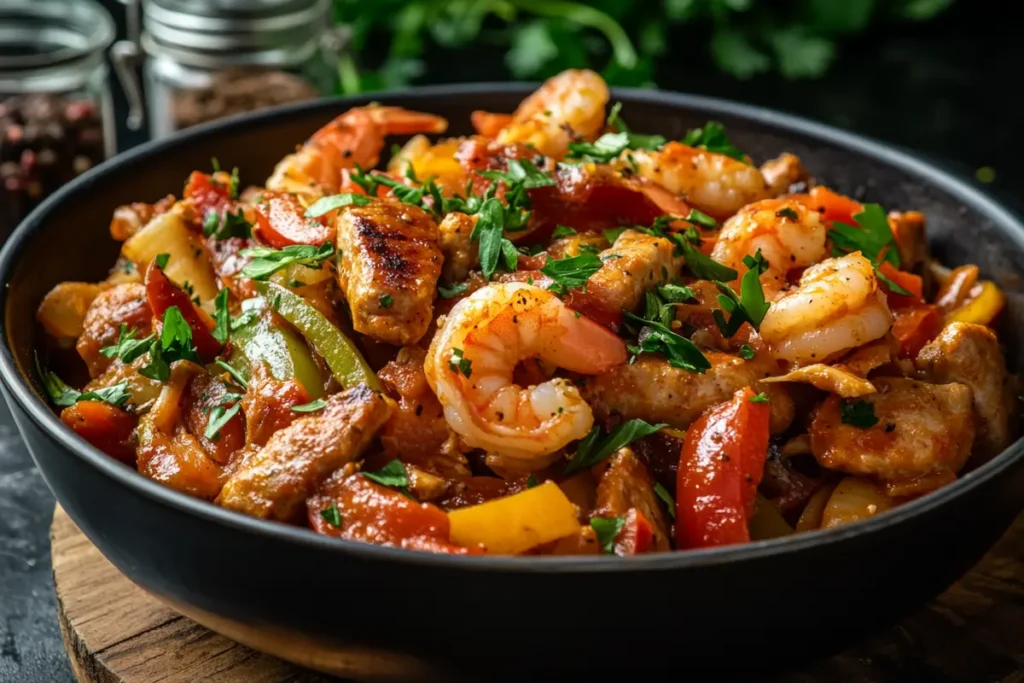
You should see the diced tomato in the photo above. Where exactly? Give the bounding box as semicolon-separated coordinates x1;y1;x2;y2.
184;171;232;218
144;261;222;362
252;192;333;248
676;387;771;549
307;474;482;554
614;508;654;555
792;186;863;226
183;373;246;465
891;304;942;359
60;401;138;464
877;262;924;309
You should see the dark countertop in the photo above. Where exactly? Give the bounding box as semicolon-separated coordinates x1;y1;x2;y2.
1;4;1022;682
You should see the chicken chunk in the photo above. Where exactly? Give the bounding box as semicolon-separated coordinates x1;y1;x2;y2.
336;200;442;346
585;351;795;434
216;384;393;522
437;211;477;285
593;448;671;551
810;377;975;497
75;283;153;378
585;229;684;317
916;322;1014;459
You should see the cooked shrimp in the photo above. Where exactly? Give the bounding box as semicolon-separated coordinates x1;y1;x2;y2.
266;106;448;196
711;198;827;298
425;282;627;462
624;141;771;219
760;252;893;366
495;69;609;159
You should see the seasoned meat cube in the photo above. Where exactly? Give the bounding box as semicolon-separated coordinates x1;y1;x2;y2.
437;211;477;284
216;384;393;521
593;448;671;551
810;377;975;497
75;283;153;378
585;351;794;434
336;199;442;346
586;228;683;315
916;322;1014;459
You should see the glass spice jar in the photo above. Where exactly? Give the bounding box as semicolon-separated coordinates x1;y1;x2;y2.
0;0;117;241
112;0;347;140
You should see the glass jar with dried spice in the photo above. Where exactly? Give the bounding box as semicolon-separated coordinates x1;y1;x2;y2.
112;0;346;140
0;0;117;240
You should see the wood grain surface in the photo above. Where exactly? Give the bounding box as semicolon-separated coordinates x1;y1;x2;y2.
51;505;1023;683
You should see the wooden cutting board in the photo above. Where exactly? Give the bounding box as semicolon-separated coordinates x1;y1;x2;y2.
51;504;1024;683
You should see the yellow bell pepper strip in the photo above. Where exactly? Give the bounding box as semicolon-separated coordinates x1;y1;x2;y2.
253;281;381;391
227;310;326;399
447;482;580;555
947;280;1005;327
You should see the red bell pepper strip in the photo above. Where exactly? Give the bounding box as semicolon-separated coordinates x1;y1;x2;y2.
184;171;232;218
60;401;139;464
891;304;942;359
614;508;654;555
145;261;223;362
877;262;924;309
252;191;334;248
676;387;771;549
791;186;863;226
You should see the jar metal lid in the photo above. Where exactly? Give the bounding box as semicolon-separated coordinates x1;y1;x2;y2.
0;0;115;73
143;0;331;58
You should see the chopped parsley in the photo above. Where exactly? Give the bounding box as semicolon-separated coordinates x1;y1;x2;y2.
540;252;603;296
606;101;668;151
624;312;711;374
677;238;738;282
551;224;578;239
840;399;879;429
685;209;718;229
379;294;393;309
738;344;756;360
139;306;202;382
565;418;666;474
471;197;520;281
682;121;747;162
203;208;252;240
478;158;555;191
603;227;626;245
713;250;770;336
526;474;538;488
320;501;342;527
213;359;247;390
37;354;133;409
448;348;473;378
653;482;676;518
154;253;170;270
362;459;416;499
657;283;696;303
776;207;799;220
827;203;911;296
590;516;626;554
228;167;240;199
291;398;327;413
212;289;230;344
437;282;468;299
304;193;372;218
100;324;155;364
239;242;334;280
205;399;242;441
749;392;770;403
567;103;666;163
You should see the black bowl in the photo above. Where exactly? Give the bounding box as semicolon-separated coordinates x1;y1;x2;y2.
2;86;1023;681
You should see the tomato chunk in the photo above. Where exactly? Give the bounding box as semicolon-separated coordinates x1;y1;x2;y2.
614;508;654;555
676;387;771;549
184;171;232;218
891;304;942;359
60;401;138;464
877;262;924;309
252;192;333;248
145;261;222;362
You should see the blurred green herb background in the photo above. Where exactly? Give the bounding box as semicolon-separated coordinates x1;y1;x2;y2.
331;0;956;93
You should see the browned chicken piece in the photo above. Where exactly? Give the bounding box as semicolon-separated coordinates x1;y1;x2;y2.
36;282;105;341
586;228;684;314
239;363;310;448
586;351;795;434
437;211;477;285
760;153;809;196
916;322;1014;460
75;283;153;378
592;448;671;551
810;377;975;497
336;200;442;346
889;210;927;273
136;417;225;501
110;195;175;241
216;384;393;522
376;347;469;478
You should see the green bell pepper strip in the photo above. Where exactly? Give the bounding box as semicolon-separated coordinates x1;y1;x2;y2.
227;311;326;399
253;281;381;391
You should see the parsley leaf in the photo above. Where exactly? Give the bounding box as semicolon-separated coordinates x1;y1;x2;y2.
448;348;473;378
603;227;626;245
291;398;327;413
154;253;170;270
657;283;695;303
776;207;799;220
565;418;666;474
139;306;201;382
750;392;770;403
304;193;372;218
478;158;555;190
240;243;334;280
540;252;603;296
590;516;626;554
212;289;230;344
566;131;630;163
363;459;409;488
213;359;247;390
203;208;252;240
228;167;240;200
205;399;242;441
526;474;538;489
739;344;755;360
828;203;900;268
320;501;342;527
100;324;155;364
682;121;747;162
685;209;718;229
624;312;711;374
677;238;738;281
840;399;879;428
653;482;675;517
379;294;393;309
437;282;468;299
551;224;578;239
77;381;132;408
605;101;668;151
36;354;132;409
712;249;770;336
471;197;519;281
